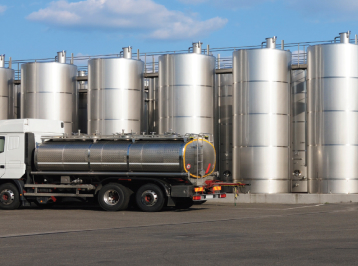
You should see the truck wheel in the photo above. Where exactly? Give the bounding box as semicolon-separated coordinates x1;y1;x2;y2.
136;183;165;212
175;198;194;209
0;183;21;210
98;183;130;211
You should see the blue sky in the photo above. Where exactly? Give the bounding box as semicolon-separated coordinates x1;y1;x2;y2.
1;0;357;61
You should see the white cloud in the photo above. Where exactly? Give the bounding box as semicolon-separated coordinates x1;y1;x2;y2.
27;0;228;40
287;0;358;21
177;0;272;9
0;5;7;14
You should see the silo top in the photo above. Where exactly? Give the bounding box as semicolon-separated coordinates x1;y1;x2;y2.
307;42;358;79
232;48;291;82
158;53;215;86
87;57;144;89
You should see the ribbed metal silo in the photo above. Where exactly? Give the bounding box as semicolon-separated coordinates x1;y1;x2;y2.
233;37;291;193
9;84;20;119
21;51;78;134
78;70;88;134
88;47;144;135
291;69;307;192
158;42;215;136
148;77;158;133
307;31;358;194
0;55;14;120
216;73;233;182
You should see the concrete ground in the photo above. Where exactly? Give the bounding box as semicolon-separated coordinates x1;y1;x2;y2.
1;201;358;265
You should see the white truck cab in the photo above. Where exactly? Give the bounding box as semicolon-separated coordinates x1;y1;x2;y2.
0;119;64;180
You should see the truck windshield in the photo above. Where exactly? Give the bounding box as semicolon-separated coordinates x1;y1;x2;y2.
0;137;5;153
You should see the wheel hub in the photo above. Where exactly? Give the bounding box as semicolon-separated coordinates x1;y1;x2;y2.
141;190;158;206
103;190;120;206
0;189;15;205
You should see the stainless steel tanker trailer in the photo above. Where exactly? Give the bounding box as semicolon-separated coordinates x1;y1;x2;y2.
0;119;226;212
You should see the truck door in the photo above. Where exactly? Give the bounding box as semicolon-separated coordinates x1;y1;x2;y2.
0;136;6;178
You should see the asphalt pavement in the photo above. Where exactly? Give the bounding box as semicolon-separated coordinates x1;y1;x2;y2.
0;201;358;265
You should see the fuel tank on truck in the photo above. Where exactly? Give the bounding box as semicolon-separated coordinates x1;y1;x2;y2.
35;134;216;179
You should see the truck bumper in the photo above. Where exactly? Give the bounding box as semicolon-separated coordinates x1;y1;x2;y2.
192;193;226;201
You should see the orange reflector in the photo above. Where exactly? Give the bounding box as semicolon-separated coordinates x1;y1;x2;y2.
193;196;201;201
220;194;226;198
213;186;221;191
194;187;204;192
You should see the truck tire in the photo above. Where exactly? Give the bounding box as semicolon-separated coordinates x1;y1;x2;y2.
175;198;194;209
98;183;130;211
0;183;21;210
135;183;165;212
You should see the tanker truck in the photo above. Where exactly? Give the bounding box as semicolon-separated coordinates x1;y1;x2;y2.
0;119;226;212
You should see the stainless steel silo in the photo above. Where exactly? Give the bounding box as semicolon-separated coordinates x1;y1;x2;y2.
0;55;14;120
88;46;144;135
307;31;358;194
216;73;233;182
291;69;307;192
9;84;20;119
158;42;215;135
78;70;88;134
21;51;78;133
233;37;291;193
148;77;158;133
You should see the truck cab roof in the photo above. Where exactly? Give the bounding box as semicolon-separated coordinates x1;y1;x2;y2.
0;119;64;134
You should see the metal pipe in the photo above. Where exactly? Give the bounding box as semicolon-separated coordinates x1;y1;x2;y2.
0;55;5;68
122;46;132;59
281;40;284;50
356;34;357;44
266;36;277;49
57;50;66;63
71;53;74;64
152;55;155;73
137;49;140;60
31;171;189;177
207;44;210;55
298;43;300;67
192;42;202;54
339;31;350;43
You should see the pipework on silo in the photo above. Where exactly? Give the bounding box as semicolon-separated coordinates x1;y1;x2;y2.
232;36;291;193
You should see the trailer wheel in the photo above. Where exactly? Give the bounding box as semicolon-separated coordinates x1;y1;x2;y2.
0;183;21;210
98;183;130;211
136;183;165;212
175;198;194;209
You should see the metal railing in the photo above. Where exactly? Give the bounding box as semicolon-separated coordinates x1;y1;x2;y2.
6;37;358;80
